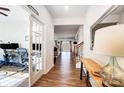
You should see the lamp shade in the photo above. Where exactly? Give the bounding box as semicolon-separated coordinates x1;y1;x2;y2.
93;24;124;56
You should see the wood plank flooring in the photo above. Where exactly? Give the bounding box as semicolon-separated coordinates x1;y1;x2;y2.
33;52;87;87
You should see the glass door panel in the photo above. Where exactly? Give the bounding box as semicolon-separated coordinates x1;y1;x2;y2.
30;16;44;86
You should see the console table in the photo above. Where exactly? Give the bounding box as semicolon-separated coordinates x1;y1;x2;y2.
80;57;103;87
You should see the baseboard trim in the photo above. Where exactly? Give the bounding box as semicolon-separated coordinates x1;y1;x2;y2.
44;63;54;74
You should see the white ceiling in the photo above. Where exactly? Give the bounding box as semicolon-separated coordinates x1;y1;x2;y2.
54;25;80;39
46;5;87;39
45;5;89;18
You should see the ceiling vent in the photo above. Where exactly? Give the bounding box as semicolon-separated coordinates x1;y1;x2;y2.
27;5;39;16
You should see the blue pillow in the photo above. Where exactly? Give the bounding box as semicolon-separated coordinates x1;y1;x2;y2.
0;60;5;66
0;48;5;61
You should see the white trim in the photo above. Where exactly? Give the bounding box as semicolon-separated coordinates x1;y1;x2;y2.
44;63;54;74
29;15;45;86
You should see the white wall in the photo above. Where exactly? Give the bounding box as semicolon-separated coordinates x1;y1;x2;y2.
0;6;30;49
75;25;84;43
83;5;124;69
119;12;124;24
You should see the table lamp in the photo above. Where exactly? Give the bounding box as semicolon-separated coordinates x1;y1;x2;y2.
93;24;124;87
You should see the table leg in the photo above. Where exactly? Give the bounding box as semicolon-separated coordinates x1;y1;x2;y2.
80;62;83;80
87;71;89;86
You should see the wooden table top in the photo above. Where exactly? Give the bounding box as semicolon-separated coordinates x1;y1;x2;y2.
80;57;103;87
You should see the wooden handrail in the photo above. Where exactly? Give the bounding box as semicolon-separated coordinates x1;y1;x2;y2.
74;42;83;48
74;42;84;63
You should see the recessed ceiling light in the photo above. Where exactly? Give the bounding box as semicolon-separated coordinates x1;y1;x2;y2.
65;5;69;10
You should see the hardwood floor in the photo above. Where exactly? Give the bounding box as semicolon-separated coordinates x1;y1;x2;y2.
33;52;87;87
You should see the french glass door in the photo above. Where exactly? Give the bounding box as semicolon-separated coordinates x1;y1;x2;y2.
29;15;44;86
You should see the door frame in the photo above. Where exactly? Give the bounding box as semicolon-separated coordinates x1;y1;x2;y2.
29;15;45;86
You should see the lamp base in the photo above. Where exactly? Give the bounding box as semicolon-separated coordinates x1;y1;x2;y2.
103;79;124;87
100;56;124;87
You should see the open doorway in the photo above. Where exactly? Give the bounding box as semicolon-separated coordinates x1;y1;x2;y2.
0;6;29;87
61;41;70;52
54;25;83;63
54;25;82;53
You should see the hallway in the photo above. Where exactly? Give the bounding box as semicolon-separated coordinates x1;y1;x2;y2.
33;52;87;87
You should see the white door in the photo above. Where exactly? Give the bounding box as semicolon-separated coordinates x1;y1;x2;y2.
62;41;70;52
29;15;44;86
